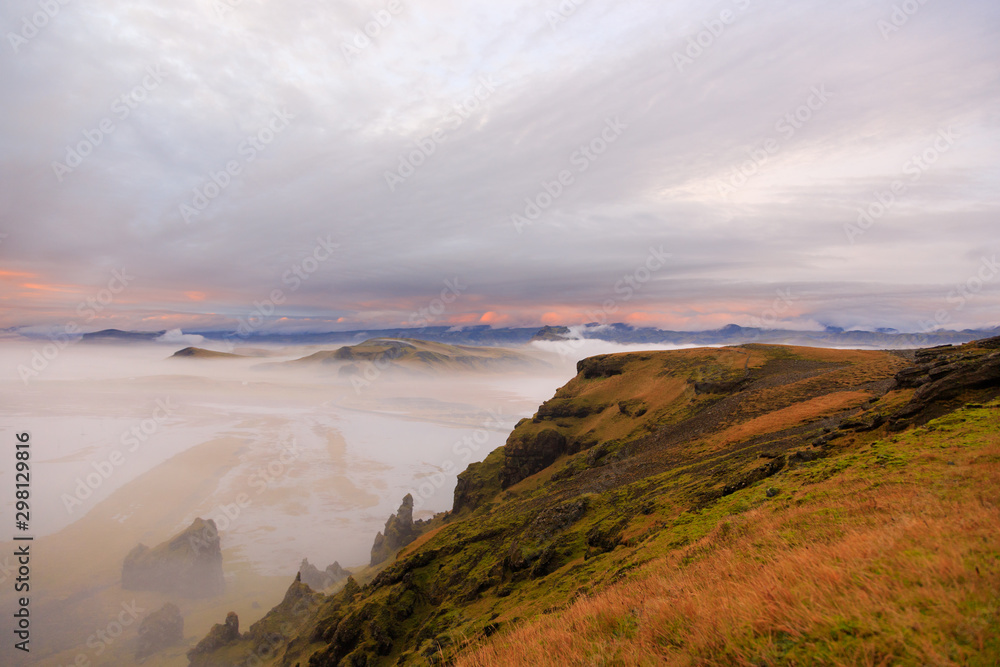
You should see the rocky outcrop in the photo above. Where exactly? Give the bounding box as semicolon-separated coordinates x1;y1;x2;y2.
243;573;324;658
122;518;224;598
889;341;1000;430
722;455;786;496
452;449;504;515
298;558;350;591
694;378;750;395
188;611;240;665
577;354;628;379
535;398;606;420
136;603;184;660
370;495;420;566
500;429;567;488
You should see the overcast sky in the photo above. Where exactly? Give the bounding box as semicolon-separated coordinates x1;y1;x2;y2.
1;0;998;334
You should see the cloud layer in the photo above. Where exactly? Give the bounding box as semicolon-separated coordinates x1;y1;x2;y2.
1;0;998;333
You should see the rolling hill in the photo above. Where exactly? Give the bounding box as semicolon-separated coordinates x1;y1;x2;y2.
277;338;548;375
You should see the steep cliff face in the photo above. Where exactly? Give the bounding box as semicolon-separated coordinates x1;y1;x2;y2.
189;339;1000;666
461;347;759;509
122;517;225;598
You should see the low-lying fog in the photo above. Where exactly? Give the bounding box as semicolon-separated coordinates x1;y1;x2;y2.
3;341;547;567
0;336;698;664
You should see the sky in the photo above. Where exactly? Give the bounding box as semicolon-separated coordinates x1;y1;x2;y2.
1;0;998;335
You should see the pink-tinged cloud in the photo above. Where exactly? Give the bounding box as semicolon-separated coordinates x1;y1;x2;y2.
480;311;508;325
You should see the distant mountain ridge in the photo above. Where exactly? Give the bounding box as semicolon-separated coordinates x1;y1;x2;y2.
22;323;1000;349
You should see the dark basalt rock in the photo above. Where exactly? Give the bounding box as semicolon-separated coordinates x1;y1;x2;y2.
577;354;627;379
136;603;183;659
977;335;1000;350
122;518;224;598
694;378;750;395
370;495;419;566
617;399;648;417
500;429;567;488
722;456;786;496
243;573;325;658
452;459;491;515
889;349;1000;430
188;611;240;665
298;558;350;591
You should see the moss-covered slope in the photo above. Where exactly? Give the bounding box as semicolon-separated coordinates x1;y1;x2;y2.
190;339;1000;666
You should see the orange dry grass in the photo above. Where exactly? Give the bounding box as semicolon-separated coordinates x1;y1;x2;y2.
714;390;872;448
457;438;1000;667
399;525;447;559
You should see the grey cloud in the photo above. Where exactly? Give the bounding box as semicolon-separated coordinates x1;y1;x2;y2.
1;0;998;331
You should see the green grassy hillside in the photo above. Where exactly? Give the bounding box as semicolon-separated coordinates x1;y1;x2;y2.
188;339;1000;666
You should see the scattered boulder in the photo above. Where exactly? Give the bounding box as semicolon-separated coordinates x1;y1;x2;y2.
135;603;183;660
122;518;224;598
370;495;420;566
298;558;350;591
